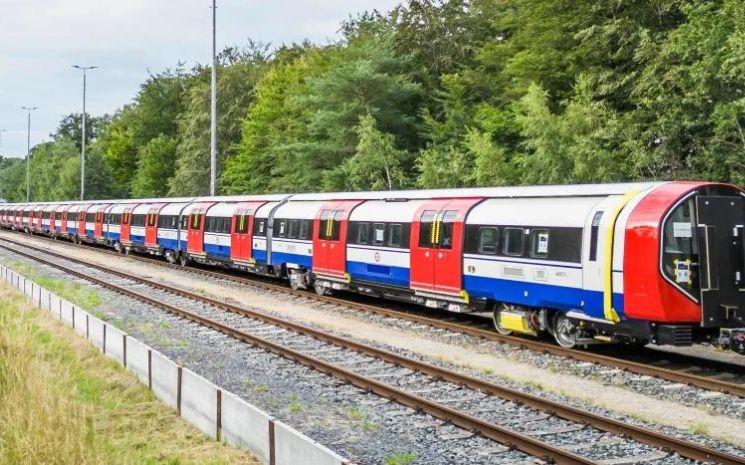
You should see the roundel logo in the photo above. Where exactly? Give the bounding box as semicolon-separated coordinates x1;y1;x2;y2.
374;252;381;262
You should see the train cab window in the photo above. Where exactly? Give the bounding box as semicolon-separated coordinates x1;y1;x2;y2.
319;210;341;240
418;210;437;247
662;197;699;298
388;224;403;248
589;211;603;261
530;230;550;259
356;223;370;245
478;227;499;255
503;227;526;256
254;218;266;236
439;211;458;250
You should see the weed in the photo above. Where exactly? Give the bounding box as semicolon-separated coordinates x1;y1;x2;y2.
689;422;709;435
385;452;416;465
347;406;364;421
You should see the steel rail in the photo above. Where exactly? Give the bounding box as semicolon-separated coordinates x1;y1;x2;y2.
4;230;745;395
1;237;743;465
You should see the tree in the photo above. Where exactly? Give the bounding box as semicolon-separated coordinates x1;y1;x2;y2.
169;48;268;196
341;114;410;190
52;113;111;150
131;135;178;197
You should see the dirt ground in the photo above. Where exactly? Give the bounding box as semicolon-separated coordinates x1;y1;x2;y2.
4;230;745;446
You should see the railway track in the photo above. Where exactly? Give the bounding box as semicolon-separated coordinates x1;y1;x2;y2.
4;229;742;399
0;236;743;465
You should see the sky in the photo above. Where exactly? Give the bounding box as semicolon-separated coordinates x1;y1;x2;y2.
0;0;401;157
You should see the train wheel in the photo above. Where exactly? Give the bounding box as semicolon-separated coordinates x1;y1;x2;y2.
179;255;189;267
552;313;578;349
314;281;327;296
492;303;513;336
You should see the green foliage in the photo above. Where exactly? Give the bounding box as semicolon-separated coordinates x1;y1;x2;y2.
2;0;743;201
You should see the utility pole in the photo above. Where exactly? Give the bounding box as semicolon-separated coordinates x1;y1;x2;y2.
73;65;98;200
0;129;6;200
21;106;38;202
209;0;218;196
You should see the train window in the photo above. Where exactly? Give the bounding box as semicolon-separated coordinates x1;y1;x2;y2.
439;211;458;250
388;224;402;248
547;228;582;263
357;222;370;245
418;210;437;247
372;223;386;245
180;215;187;229
147;213;156;227
530;230;550;259
132;214;146;227
274;219;287;238
479;227;499;255
190;213;201;230
288;219;299;239
298;220;311;240
235;214;249;234
589;211;603;261
503;227;525;256
254;218;266;236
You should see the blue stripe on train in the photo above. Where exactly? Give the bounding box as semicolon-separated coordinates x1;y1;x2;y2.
464;275;624;319
346;261;410;288
271;251;312;269
157;238;181;251
106;232;121;242
204;243;231;260
131;234;144;245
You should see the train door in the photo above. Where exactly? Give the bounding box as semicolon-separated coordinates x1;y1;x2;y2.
313;200;362;278
145;204;164;248
187;203;213;255
77;205;90;235
120;206;135;244
410;198;483;295
230;201;264;263
695;195;745;327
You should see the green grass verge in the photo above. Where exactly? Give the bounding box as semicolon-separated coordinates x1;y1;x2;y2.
1;258;101;309
0;286;258;465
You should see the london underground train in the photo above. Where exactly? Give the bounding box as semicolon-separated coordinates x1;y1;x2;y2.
1;181;743;354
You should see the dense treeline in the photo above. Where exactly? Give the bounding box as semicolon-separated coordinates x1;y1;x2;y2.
2;0;743;202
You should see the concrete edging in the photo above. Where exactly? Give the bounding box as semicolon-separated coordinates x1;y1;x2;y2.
1;264;352;465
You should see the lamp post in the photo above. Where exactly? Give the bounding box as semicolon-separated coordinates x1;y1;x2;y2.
21;106;38;202
0;129;7;200
209;0;218;196
72;65;97;200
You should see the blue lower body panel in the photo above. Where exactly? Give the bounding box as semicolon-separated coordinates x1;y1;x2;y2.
67;227;78;236
107;232;121;242
204;243;231;260
464;275;625;318
158;238;180;251
271;251;311;269
131;234;144;246
253;249;267;265
347;261;410;288
86;229;95;239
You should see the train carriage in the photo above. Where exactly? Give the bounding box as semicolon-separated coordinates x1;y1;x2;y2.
156;201;193;260
84;203;110;243
266;200;322;280
341;198;424;292
42;204;56;234
5;181;743;354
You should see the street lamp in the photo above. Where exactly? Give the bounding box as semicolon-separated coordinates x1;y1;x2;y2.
209;0;218;196
21;106;38;202
72;65;98;200
0;129;7;200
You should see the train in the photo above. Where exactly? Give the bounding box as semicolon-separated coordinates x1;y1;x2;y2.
1;181;743;353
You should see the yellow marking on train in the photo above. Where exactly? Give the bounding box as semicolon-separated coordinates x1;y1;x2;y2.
603;189;642;323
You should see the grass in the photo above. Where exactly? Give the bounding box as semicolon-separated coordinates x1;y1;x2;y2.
689;422;710;435
0;286;258;465
1;259;102;310
385;452;416;465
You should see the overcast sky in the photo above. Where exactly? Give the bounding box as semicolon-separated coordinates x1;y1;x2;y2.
0;0;401;157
